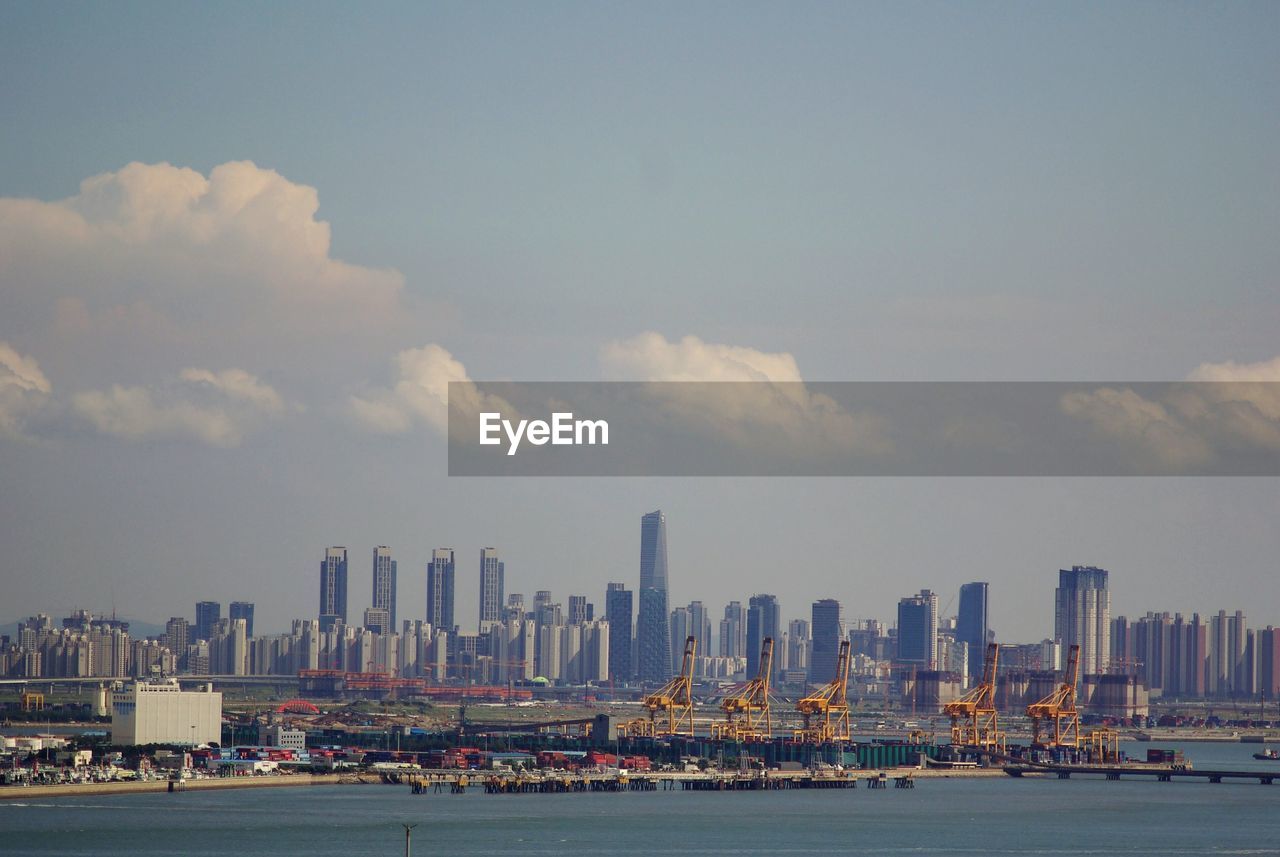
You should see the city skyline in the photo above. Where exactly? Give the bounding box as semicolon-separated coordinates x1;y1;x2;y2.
2;3;1278;656
13;552;1280;703
7;535;1278;651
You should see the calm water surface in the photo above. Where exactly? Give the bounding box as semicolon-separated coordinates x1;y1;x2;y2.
2;741;1278;856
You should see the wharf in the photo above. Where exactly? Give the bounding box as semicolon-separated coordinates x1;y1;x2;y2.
1005;764;1279;784
406;769;954;795
0;773;344;800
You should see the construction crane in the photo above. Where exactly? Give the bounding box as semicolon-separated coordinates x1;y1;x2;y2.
712;637;773;741
943;642;1003;751
794;639;851;744
621;636;698;738
1026;643;1081;748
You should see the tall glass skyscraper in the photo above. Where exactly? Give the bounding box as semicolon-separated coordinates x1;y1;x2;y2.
229;601;255;639
720;601;746;659
957;582;989;682
747;594;780;679
427;548;456;631
319;547;348;631
897;589;938;669
605;582;633;682
810;598;843;683
372;546;397;629
195;601;220;643
1055;566;1110;675
636;510;671;683
479;547;504;630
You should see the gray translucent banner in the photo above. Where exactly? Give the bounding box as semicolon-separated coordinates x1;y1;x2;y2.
447;381;1280;476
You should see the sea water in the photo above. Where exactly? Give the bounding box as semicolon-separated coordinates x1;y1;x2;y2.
1;741;1277;856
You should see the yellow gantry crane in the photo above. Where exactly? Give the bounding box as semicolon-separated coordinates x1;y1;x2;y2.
712;637;773;741
794;639;851;744
621;635;698;738
943;642;1004;751
1026;643;1081;748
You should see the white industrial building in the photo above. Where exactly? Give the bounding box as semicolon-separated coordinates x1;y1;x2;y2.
110;678;222;746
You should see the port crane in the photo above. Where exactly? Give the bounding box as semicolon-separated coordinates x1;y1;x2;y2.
621;635;698;738
712;637;773;741
943;642;1003;751
1026;643;1081;748
794;639;851;744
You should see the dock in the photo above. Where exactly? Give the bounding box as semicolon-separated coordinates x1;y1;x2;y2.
1004;764;1279;784
405;769;924;794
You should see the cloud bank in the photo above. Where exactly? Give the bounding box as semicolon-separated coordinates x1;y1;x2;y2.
1059;356;1280;471
347;344;513;438
0;342;52;438
0;161;406;377
71;368;289;447
599;332;891;458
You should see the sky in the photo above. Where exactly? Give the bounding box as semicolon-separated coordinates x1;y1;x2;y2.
1;2;1277;641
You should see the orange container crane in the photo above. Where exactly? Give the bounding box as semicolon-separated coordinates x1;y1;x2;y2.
713;637;773;741
794;639;851;744
1026;643;1081;748
943;642;1003;751
622;635;698;738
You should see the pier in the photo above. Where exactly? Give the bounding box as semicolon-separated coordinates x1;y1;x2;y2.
405;770;921;795
1004;764;1279;785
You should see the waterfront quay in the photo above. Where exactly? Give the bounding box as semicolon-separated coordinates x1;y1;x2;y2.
1006;763;1280;785
0;773;345;801
400;766;1000;796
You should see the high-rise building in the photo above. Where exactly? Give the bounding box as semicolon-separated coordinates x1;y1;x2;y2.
1209;609;1250;698
363;607;391;636
568;595;589;626
747;594;780;679
810;599;843;683
637;588;668;683
195;601;220;643
687;601;712;661
897;589;938;669
504;593;526;622
229;602;255;638
427;549;456;632
720;601;746;659
1055;566;1110;675
605;583;633;683
479;548;504;630
669;606;691;674
165;617;190;671
957;582;989;682
637;510;671;683
372;546;397;629
788;618;811;676
319;547;348;631
1258;627;1280;700
534;591;553;617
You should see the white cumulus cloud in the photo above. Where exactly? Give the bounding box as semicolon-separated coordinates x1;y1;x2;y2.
178;367;286;415
600;332;804;383
72;368;289;448
0;341;53;438
0;161;406;380
348;344;510;436
1059;354;1280;472
599;332;890;458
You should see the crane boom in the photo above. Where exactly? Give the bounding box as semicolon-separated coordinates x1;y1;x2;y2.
1026;643;1081;748
621;636;698;738
713;637;773;741
794;639;851;744
943;642;1003;750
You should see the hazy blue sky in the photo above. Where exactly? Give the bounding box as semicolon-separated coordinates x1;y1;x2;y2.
1;2;1277;640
